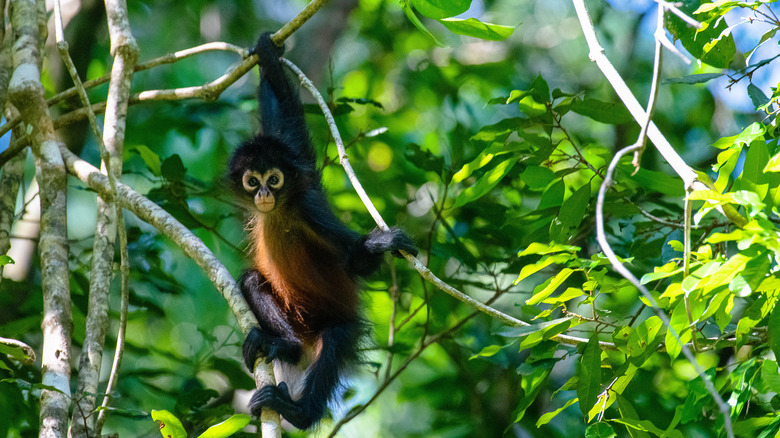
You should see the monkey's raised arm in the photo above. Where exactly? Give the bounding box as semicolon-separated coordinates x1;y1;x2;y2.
253;33;314;164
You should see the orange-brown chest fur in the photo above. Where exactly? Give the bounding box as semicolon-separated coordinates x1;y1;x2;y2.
250;213;358;337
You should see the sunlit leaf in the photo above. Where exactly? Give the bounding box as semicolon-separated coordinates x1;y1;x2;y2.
438;17;515;41
577;335;602;417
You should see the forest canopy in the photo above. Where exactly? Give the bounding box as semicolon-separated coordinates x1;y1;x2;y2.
0;0;779;437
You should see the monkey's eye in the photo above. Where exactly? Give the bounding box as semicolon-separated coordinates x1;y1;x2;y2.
247;176;260;187
268;175;279;186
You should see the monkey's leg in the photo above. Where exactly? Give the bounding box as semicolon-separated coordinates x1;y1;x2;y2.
249;321;360;429
240;270;302;367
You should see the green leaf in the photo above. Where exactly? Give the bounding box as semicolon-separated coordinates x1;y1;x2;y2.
411;0;470;19
0;255;14;266
538;179;564;210
527;268;574;305
517;242;580;257
570;98;634;125
551;184;591;242
151;410;187;438
400;0;445;46
536;397;578;427
663;73;723;85
197;415;251;438
665;2;736;67
627;316;664;365
512;359;555;422
161;154;186;182
748;83;770;110
454;157;518;207
585;422;616;438
134;145;162;176
521;165;556;190
577;335;602;417
472;344;504;359
438;17;515;41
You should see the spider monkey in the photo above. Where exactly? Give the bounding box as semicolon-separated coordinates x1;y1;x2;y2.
228;33;417;430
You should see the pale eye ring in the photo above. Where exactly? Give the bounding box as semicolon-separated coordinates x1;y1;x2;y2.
247;176;260;187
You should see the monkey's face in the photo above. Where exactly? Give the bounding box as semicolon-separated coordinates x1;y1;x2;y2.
242;168;285;213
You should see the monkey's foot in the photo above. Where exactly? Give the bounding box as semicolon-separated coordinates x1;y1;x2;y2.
250;382;317;430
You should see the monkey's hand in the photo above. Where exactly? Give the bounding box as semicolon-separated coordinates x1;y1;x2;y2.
364;227;418;258
250;382;315;430
243;327;303;369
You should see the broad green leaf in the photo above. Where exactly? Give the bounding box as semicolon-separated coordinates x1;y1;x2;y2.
0;255;14;266
621;165;684;197
411;0;470;19
542;287;585;304
538;179;564;210
627;316;664;365
514;253;570;284
521;165;557;190
134;145;162;176
551;184;591;241
400;0;445;46
748;83;770;110
152;410;186;438
438;17;515;41
665;299;691;360
471;344;504;359
570;98;634;125
584;422;616;438
517;242;580;257
665;1;736;67
527;268;574;305
711;122;765;149
764;151;780;173
536;397;578;427
454;157;518;207
663;73;723;84
577;335;602;417
530;74;551;105
198;414;251;438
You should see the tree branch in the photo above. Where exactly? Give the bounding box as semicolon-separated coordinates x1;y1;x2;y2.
8;1;73;436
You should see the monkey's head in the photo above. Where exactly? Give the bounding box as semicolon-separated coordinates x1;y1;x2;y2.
228;135;313;214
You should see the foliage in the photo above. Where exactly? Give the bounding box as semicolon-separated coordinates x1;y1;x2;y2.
1;0;780;437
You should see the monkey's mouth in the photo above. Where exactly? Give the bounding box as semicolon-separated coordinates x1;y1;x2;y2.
255;198;275;212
